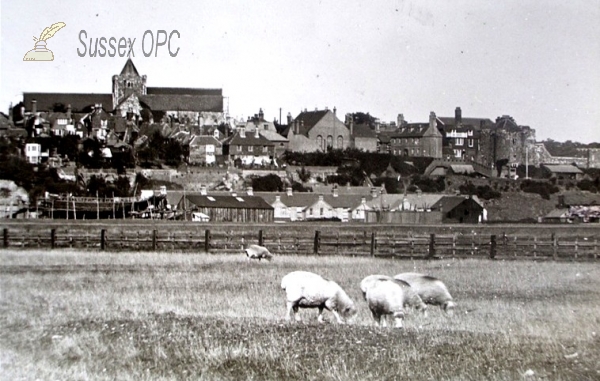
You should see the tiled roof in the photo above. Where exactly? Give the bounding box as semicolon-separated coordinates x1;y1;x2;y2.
283;110;328;136
561;192;600;206
542;164;583;174
431;196;484;213
190;135;222;147
438;116;494;129
120;58;139;76
24;93;113;112
183;194;273;209
391;123;430;138
139;94;223;112
225;129;274;146
146;87;222;96
351;123;377;138
389;194;445;211
312;184;374;196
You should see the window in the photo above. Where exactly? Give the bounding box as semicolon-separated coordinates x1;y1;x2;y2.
320;207;324;216
327;135;333;149
317;135;323;149
455;138;464;146
468;129;473;136
237;145;242;152
263;146;268;153
248;146;253;152
414;138;420;145
468;138;474;147
337;136;343;148
309;208;313;216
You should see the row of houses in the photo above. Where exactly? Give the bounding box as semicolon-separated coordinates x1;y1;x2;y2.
160;185;487;224
10;58;594;173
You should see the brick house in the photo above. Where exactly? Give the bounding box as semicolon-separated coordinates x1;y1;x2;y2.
242;109;288;158
388;112;443;158
283;108;350;152
188;135;223;165
223;126;276;166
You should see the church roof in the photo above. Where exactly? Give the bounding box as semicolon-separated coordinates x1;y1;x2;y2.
139;94;223;112
23;93;113;112
120;58;139;76
146;87;222;96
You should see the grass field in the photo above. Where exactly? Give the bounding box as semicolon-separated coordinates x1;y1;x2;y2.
1;250;599;380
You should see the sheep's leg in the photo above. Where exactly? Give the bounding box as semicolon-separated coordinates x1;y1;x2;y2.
293;305;301;322
317;306;325;323
286;301;295;322
393;311;404;328
372;312;381;326
331;310;344;324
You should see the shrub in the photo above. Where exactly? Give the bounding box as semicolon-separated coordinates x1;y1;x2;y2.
520;179;559;200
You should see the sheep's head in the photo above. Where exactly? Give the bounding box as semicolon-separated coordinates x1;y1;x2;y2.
443;301;456;316
341;303;357;321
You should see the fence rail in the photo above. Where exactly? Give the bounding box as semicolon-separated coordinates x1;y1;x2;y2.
1;225;598;260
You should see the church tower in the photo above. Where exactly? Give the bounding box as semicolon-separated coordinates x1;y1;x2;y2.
112;58;146;109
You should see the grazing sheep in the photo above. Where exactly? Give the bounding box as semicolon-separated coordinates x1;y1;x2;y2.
360;274;427;314
244;244;273;261
394;272;456;315
365;279;406;328
280;271;357;324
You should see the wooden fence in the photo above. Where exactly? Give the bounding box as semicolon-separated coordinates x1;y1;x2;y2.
2;225;598;260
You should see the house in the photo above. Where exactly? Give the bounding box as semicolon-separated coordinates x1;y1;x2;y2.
548;192;600;223
431;196;486;223
24;142;48;164
188;135;222;165
223;126;276;167
242;109;289;158
388;112;443;158
347;120;378;152
436;107;494;160
542;164;584;181
177;193;274;223
283;108;350;152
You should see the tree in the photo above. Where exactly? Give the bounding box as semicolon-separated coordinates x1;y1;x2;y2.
297;166;312;183
251;174;283;192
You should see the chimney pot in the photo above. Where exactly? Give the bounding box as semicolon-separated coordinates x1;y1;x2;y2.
31;99;37;114
286;187;293;196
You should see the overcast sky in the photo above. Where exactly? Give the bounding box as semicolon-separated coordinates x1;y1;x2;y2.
1;0;599;143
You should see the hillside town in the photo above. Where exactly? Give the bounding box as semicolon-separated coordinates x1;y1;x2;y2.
1;59;599;223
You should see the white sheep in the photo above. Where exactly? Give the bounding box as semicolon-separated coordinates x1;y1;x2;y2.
360;274;427;314
394;272;456;315
244;244;273;261
280;271;357;324
365;279;406;328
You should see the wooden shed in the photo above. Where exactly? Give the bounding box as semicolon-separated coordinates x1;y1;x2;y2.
177;194;274;223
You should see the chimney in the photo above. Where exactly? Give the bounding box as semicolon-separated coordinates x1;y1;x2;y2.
349;119;354;135
8;103;12;122
31;99;37;114
332;184;338;197
370;187;378;198
318;195;324;202
287;112;292;125
455;107;462;125
66;104;72;121
200;185;207;195
397;113;405;127
258;108;264;121
294;120;299;134
275;195;281;202
429;112;437;130
254;127;259;138
247;186;253;196
286;187;293;196
240;126;246;138
333;106;337;116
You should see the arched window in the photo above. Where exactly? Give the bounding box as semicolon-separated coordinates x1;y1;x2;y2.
317;135;323;150
326;135;333;150
337;136;343;148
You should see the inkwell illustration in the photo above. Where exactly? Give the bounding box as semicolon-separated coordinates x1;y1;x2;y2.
23;22;66;61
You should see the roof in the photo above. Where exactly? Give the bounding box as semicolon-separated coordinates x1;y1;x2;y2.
544;208;569;219
561;192;600;206
182;194;274;209
390;123;430;138
542;164;583;174
388;194;445;211
146;87;222;96
312;184;375;196
437;116;494;129
190;135;222;147
120;58;140;76
259;129;288;142
351;123;377;138
431;196;484;213
24;93;113;112
139;94;223;112
225;129;274;146
283;110;329;136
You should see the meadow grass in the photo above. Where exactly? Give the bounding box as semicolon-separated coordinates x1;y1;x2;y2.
1;250;599;380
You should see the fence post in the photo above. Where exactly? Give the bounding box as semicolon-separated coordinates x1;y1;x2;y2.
51;228;56;249
428;233;436;259
152;229;157;251
490;234;496;259
595;239;598;260
258;230;264;246
370;232;376;257
3;228;8;248
513;236;518;257
574;238;578;259
552;233;558;260
533;236;537;258
100;229;106;251
452;234;456;258
314;230;320;255
205;229;211;253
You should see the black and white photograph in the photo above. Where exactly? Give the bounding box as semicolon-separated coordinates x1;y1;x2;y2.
1;0;599;379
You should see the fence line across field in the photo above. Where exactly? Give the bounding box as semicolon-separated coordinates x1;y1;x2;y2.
2;226;598;260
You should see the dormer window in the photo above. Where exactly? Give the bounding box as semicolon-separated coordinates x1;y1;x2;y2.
468;129;473;136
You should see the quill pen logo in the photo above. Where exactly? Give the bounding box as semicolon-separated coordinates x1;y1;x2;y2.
23;22;66;61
